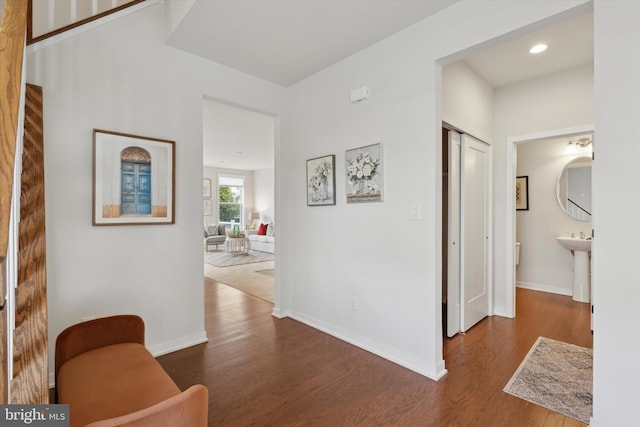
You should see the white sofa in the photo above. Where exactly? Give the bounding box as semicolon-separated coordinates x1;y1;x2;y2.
247;224;275;253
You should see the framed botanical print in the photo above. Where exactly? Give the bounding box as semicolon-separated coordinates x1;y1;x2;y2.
203;179;212;198
346;143;383;203
307;154;336;206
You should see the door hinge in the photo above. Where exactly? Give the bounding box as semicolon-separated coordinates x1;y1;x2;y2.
591;305;594;314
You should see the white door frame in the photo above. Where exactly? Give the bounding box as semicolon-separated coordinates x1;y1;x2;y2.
504;124;594;318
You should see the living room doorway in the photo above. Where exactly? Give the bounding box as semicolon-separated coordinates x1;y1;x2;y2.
201;97;278;305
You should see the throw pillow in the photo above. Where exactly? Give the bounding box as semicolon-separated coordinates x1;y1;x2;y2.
204;224;218;237
266;223;275;237
258;223;268;235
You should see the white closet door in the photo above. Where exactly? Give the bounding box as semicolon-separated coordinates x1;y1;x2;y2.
460;134;490;332
447;131;461;337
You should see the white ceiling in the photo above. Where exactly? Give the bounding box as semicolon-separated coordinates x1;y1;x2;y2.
189;3;592;171
168;0;459;87
462;11;593;88
202;100;275;170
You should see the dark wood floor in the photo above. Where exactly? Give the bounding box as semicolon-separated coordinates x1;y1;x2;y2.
156;280;591;426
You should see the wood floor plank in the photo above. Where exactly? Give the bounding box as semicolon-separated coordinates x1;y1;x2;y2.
155;283;592;426
544;411;566;427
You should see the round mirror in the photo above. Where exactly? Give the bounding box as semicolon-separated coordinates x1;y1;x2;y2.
556;156;592;221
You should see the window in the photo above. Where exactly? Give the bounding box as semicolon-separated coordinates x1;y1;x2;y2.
218;175;244;229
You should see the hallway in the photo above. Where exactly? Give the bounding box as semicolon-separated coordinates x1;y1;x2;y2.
157;283;591;426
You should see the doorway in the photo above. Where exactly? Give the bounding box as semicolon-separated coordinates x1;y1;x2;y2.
201;97;279;307
505;126;594;319
439;7;592;322
442;125;492;337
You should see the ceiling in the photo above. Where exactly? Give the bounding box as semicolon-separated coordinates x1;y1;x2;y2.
202;100;275;170
167;0;459;87
190;3;592;170
462;11;593;88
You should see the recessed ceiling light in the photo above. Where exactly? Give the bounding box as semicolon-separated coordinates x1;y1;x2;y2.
529;43;548;54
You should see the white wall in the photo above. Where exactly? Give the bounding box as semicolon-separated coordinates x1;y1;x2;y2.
164;0;195;36
203;166;255;227
25;2;283;381
592;2;640;425
493;63;594;315
277;0;591;379
253;167;275;224
516;139;591;295
442;61;494;142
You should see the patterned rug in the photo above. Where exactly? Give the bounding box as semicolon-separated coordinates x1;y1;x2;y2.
204;250;274;267
504;337;592;423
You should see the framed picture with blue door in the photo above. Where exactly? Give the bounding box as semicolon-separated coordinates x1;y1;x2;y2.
93;129;175;225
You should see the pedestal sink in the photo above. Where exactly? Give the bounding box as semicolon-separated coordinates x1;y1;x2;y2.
556;237;591;303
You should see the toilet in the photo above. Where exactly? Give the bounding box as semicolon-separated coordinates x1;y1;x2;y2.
515;242;521;266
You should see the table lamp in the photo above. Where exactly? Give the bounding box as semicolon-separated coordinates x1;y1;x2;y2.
250;212;260;229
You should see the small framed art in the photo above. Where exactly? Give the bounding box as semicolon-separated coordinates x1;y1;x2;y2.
307;154;336;206
203;179;212;198
346;143;383;203
516;176;529;211
203;199;212;216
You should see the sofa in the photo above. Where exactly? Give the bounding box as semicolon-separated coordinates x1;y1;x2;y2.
247;223;275;254
204;223;227;251
55;315;208;427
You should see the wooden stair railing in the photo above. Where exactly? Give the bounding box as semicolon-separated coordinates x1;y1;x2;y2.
12;84;48;404
27;0;145;45
0;0;29;404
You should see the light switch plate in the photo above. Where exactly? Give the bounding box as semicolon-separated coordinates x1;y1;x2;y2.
410;204;421;220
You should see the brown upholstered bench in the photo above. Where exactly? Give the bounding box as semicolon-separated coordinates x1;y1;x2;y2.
55;315;208;427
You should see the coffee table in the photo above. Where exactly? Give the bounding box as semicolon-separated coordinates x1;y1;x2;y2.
224;235;251;254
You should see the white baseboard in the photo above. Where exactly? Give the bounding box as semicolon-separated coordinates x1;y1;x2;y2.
148;331;208;357
271;306;288;319
517;281;572;296
288;311;445;381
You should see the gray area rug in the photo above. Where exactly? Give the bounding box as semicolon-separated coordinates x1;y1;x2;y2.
205;250;274;267
504;336;592;423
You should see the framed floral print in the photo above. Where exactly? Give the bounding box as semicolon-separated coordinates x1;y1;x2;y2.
346;143;383;203
307;154;336;206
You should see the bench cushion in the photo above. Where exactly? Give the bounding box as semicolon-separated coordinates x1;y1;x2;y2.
58;342;180;427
